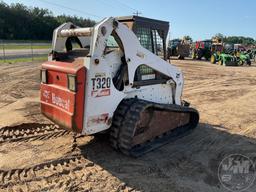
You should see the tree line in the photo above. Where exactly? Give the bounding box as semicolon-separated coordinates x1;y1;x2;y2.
0;2;96;40
181;34;255;46
1;2;255;45
214;33;255;45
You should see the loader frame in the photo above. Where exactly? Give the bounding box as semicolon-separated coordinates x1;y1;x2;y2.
43;17;183;135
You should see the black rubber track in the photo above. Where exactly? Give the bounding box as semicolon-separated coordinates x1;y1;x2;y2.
109;99;137;149
110;99;199;157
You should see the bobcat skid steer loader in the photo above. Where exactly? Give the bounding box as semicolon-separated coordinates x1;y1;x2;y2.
40;17;199;157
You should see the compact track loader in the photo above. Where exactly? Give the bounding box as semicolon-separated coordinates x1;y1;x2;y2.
40;17;199;156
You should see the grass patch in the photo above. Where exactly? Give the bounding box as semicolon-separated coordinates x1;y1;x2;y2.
1;44;51;50
0;56;47;64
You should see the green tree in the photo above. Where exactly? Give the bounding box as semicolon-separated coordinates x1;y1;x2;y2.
213;33;224;39
212;33;255;45
183;35;193;42
0;2;96;40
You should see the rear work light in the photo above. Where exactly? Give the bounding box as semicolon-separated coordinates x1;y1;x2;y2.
67;74;77;92
41;69;47;84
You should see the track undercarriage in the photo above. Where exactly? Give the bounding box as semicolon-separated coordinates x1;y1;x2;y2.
110;99;199;157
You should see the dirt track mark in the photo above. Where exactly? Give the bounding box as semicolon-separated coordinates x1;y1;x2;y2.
0;123;71;144
0;151;135;192
1;60;256;191
0;155;91;188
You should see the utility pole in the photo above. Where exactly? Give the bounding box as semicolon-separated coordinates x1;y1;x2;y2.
31;41;34;61
2;40;6;63
133;11;142;16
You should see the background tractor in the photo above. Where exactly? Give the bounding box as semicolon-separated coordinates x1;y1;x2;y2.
236;51;251;65
210;38;237;66
247;48;256;61
210;38;223;64
222;43;251;66
211;52;237;66
167;38;190;59
191;40;212;60
233;44;251;65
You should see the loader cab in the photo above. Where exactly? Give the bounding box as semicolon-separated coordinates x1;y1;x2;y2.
234;44;246;52
195;40;212;49
224;44;246;55
117;15;169;60
211;37;224;53
211;43;224;53
169;39;182;48
192;40;212;60
224;43;234;52
117;16;171;85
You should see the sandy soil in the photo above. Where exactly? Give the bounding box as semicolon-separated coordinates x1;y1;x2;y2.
0;59;256;192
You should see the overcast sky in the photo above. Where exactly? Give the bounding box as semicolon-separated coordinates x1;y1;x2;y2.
3;0;256;41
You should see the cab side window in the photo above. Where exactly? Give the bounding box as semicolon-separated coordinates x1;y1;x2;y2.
134;64;169;86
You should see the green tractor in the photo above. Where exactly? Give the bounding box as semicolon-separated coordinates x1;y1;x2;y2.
191;40;212;60
210;42;237;66
247;48;256;61
236;51;251;66
211;53;237;66
247;49;256;60
232;44;251;66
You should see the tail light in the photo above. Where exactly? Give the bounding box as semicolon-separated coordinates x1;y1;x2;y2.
41;69;48;84
67;74;77;92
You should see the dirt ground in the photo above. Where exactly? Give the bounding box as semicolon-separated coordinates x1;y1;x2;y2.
0;59;256;192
